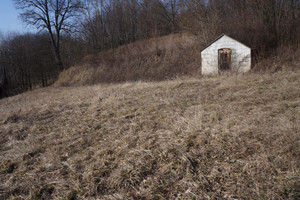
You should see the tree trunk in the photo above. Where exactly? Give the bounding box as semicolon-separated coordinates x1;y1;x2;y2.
47;26;64;72
54;47;64;72
0;65;8;98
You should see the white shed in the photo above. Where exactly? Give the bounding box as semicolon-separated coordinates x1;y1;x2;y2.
201;34;251;75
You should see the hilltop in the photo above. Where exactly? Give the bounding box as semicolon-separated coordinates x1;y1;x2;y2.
1;70;300;199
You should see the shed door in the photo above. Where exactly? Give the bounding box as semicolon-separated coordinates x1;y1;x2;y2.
218;48;231;71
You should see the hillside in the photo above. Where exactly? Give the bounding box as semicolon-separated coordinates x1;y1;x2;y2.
55;34;201;86
1;70;300;199
55;33;300;87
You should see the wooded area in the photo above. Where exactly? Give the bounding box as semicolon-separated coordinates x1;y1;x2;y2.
0;0;299;98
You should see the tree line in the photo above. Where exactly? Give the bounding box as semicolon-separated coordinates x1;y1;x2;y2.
0;32;84;97
0;0;299;98
82;0;300;53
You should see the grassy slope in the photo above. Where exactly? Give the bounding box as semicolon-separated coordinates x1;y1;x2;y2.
55;34;201;86
55;33;300;87
0;70;300;199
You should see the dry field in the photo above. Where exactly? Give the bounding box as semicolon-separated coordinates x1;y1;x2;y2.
0;70;300;199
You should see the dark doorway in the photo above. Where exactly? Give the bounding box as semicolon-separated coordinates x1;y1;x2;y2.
218;48;231;71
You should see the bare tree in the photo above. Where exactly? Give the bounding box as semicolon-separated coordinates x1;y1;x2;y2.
14;0;83;71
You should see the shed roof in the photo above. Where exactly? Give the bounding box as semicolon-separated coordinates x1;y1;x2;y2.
201;34;250;52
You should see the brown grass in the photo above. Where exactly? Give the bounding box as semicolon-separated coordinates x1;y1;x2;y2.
56;33;300;87
55;33;202;86
1;69;300;199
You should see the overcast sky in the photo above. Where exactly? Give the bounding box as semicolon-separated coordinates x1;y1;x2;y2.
0;0;34;34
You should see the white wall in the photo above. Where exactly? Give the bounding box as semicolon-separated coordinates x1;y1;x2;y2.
201;35;251;75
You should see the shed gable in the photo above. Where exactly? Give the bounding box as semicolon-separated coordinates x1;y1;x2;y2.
201;34;250;53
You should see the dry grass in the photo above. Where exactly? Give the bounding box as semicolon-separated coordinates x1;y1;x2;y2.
1;69;300;199
55;33;201;86
55;33;300;87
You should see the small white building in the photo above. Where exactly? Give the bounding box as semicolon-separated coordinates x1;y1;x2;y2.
201;34;251;75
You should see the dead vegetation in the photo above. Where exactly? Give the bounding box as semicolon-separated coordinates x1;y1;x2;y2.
55;33;300;88
55;33;202;86
0;69;300;199
253;44;300;72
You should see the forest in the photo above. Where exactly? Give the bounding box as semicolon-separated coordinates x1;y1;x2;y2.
0;0;299;98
